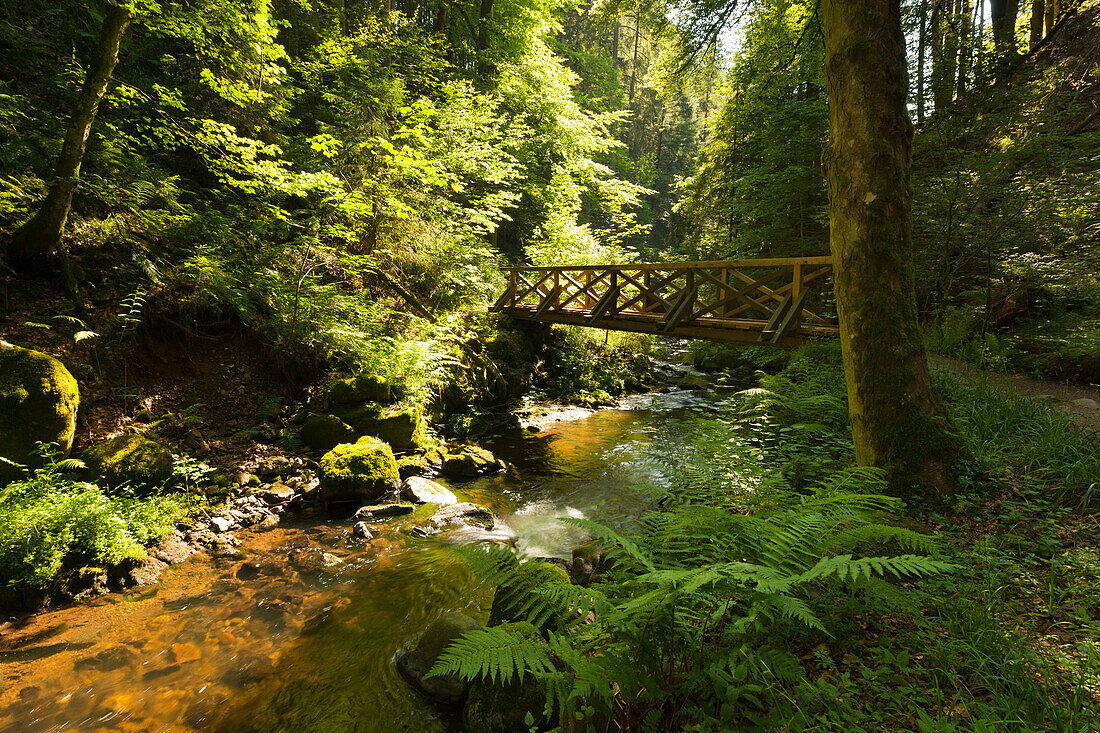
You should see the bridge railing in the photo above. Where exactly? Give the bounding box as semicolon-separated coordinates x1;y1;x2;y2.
491;257;838;344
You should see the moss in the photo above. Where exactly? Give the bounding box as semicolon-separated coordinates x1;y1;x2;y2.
300;414;356;452
328;373;391;405
318;436;399;503
81;435;175;492
333;403;425;451
441;445;501;478
0;341;80;481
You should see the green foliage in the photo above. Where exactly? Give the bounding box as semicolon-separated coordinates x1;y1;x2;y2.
542;326;653;405
435;467;952;728
0;461;189;588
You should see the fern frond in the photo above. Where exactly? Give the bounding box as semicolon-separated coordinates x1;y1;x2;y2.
428;627;554;684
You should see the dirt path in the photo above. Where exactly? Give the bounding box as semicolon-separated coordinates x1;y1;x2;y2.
929;355;1100;431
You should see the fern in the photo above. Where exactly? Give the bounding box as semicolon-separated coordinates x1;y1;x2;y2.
428;627;555;685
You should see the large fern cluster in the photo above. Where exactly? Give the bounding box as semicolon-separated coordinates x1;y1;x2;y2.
432;467;953;730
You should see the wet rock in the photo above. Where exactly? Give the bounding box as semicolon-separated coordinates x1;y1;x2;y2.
396;611;482;706
82;434;175;492
401;476;458;505
397;454;430;479
463;623;556;733
353;503;414;522
210;516;234;533
287;547;343;573
75;645;139;672
300;414;356;452
154;534;194;565
0;341;80;483
440;524;518;548
126;556;168;587
429;502;496;531
352;521;374;540
318;436;400;504
440;445;505;478
236;562;262;580
256;514;280;530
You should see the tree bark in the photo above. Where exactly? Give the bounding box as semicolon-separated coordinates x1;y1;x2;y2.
476;0;494;77
821;0;959;501
1029;0;1045;48
930;0;954;111
917;0;928;122
1045;0;1058;34
991;0;1020;56
9;3;132;269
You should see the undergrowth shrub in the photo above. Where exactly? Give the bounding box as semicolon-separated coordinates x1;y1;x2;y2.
542;326;653;405
433;468;952;730
0;463;189;589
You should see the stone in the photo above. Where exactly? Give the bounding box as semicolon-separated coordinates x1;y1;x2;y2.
334;404;425;452
397;454;429;479
236;562;262;580
287;547;343;573
260;482;296;505
328;373;391;405
1072;398;1099;410
255;455;303;477
440;445;504;478
1034;394;1058;402
210;517;233;533
352;522;374;540
300;414;356;452
126;556;168;587
353;503;415;521
318;436;400;504
154;534;194;565
395;611;481;706
463;622;556;733
401;477;458;505
82;435;175;492
429;502;496;531
0;341;80;483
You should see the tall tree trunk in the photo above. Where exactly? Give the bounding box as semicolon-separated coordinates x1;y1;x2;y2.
917;0;928;122
629;19;641;102
9;4;131;272
991;0;1020;56
930;0;954;111
1045;0;1058;35
476;0;494;77
822;0;959;501
955;0;976;97
1029;0;1045;48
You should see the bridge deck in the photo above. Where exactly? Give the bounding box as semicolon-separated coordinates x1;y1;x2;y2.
491;257;839;347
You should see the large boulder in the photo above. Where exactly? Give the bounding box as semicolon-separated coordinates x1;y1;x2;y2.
328;373;391;405
401;476;458;505
318;436;399;504
300;414;355;452
333;404;424;452
396;611;482;706
463;622;557;733
440;445;504;478
81;434;175;491
0;341;80;482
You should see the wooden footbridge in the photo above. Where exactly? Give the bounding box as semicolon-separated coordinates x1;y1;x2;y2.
491;257;839;347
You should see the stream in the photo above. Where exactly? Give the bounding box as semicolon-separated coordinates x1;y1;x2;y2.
0;378;753;733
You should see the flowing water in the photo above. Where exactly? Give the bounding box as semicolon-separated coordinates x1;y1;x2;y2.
0;382;750;733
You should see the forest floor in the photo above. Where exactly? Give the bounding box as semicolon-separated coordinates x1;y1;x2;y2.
930;354;1100;430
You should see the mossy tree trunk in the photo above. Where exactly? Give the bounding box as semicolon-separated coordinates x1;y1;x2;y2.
822;0;959;503
8;4;131;272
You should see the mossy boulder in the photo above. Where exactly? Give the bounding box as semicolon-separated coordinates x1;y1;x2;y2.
328;373;391;405
441;445;504;478
82;435;175;491
300;414;356;452
396;611;482;706
463;622;557;732
0;341;80;482
333;403;425;451
318;436;399;503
